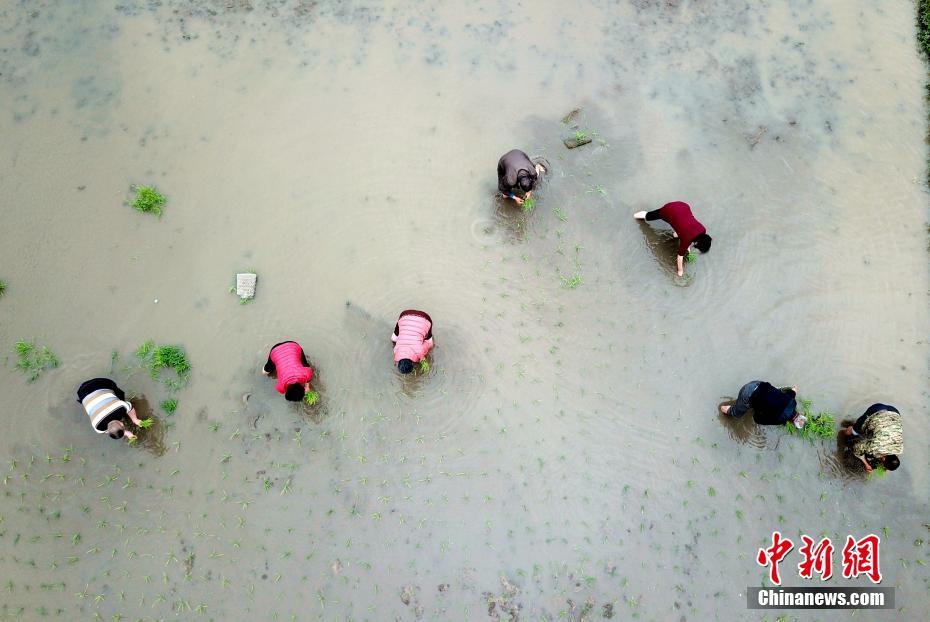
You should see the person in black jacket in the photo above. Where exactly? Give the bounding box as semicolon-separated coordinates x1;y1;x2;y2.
720;380;807;428
497;149;544;206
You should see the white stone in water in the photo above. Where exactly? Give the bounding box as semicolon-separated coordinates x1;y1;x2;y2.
236;273;257;299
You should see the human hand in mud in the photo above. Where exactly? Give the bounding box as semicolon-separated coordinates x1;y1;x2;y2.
512;195;524;206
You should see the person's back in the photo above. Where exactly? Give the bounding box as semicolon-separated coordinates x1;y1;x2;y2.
749;382;797;425
854;409;903;459
497;149;538;197
264;341;313;401
659;202;706;254
76;378;139;441
392;310;433;373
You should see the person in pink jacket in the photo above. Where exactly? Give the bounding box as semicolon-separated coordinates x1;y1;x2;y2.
392;310;433;374
261;340;314;401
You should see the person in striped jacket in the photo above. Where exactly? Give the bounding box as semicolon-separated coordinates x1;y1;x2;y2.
76;378;143;442
262;341;314;401
392;310;433;374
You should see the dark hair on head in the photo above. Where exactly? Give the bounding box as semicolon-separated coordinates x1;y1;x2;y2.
284;384;306;402
107;420;125;439
398;359;414;374
884;455;900;471
693;233;712;253
517;173;534;192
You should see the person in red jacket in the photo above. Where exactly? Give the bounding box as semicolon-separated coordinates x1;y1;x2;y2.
634;201;712;276
261;341;313;401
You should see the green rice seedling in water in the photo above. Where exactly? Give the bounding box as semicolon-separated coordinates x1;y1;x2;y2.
522;197;536;212
783;399;835;441
138;419;154;429
160;399;178;415
129;185;166;217
419;359;430;374
136;340;191;390
560;273;583;289
868;465;887;480
685;250;696;263
303;390;319;406
14;341;60;382
0;280;6;297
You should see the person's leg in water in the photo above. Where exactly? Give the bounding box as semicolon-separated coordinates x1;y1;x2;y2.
633;209;674;233
633;208;663;220
720;380;762;417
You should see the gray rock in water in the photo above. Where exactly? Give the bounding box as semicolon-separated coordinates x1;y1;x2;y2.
563;134;592;149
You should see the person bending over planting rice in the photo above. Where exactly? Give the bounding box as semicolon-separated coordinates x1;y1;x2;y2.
392;310;433;374
634;201;712;276
843;403;902;473
76;378;143;442
262;341;313;402
720;380;807;429
497;149;545;206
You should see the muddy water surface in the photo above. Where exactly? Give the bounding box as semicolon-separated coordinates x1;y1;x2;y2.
1;1;928;620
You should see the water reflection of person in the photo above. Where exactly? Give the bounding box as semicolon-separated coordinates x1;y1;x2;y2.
634;201;712;276
392;310;433;374
843;404;902;474
720;380;807;428
76;378;143;443
262;341;314;402
497;149;545;206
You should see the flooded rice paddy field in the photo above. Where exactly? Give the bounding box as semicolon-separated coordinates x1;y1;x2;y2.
1;1;929;620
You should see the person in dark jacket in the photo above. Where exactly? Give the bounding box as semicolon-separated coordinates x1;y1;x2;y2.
76;378;143;442
720;380;806;428
497;149;544;206
634;201;712;276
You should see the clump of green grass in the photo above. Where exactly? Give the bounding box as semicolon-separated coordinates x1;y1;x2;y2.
685;250;696;263
13;341;60;382
418;359;430;374
522;197;536;212
136;340;191;390
560;273;583;289
919;0;930;59
138;419;154;429
575;129;589;142
303;390;319;406
160;399;178;415
868;464;887;480
784;399;835;441
129;185;166;216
